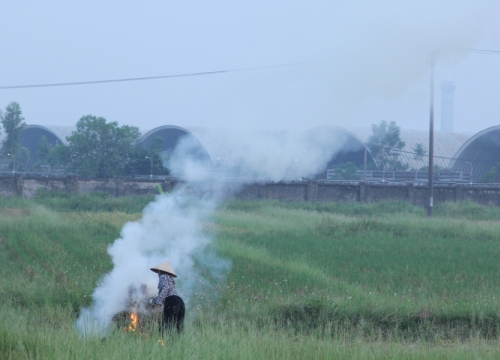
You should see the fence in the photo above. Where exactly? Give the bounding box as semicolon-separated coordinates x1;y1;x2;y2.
326;170;471;183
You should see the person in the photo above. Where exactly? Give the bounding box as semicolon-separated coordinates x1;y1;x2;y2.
149;261;185;333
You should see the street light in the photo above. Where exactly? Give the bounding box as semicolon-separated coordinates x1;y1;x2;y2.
7;153;15;173
465;161;473;185
145;156;153;177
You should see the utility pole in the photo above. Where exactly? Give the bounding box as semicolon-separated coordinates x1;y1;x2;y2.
428;54;435;218
363;144;367;181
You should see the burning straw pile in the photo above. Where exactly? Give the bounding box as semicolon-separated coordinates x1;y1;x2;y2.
112;284;162;334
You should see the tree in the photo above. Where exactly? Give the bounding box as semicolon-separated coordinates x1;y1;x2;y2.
48;145;71;169
150;136;164;154
367;120;408;171
481;162;500;183
15;147;30;171
413;143;426;161
67;115;141;177
125;145;169;176
332;162;360;180
1;102;27;157
37;135;51;166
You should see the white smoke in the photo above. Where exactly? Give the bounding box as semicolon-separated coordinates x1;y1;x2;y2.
76;183;230;336
76;125;351;336
169;127;353;182
82;4;480;326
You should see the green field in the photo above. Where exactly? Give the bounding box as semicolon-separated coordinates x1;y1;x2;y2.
2;193;500;359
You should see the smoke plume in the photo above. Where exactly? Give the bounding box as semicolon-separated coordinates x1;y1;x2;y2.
76;187;230;335
76;125;349;336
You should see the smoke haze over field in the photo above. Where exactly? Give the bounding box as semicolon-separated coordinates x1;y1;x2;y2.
76;183;231;335
77;120;351;335
168;128;351;181
51;1;499;334
0;1;499;134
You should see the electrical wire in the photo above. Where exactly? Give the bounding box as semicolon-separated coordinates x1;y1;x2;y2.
459;48;500;55
0;70;227;90
438;47;500;56
1;46;499;90
2;47;499;91
0;59;330;90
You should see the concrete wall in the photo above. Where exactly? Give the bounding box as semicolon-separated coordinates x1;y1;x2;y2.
0;175;177;199
2;174;500;207
229;181;500;207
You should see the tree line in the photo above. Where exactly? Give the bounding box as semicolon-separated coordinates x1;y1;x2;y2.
0;102;167;177
1;102;498;181
0;102;415;178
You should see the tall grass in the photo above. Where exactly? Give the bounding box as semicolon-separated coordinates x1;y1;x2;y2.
2;308;500;359
2;197;500;358
214;201;500;339
0;191;154;213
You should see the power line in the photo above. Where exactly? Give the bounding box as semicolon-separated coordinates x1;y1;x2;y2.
2;46;499;90
440;47;500;55
462;48;500;55
0;59;330;90
0;70;227;90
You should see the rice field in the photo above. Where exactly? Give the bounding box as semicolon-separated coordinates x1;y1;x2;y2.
2;193;500;359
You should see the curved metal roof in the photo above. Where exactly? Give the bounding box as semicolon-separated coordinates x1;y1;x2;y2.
450;125;500;182
17;125;75;167
300;125;471;171
139;125;236;164
0;122;478;177
0;125;75;167
22;125;75;146
385;129;470;170
300;125;376;169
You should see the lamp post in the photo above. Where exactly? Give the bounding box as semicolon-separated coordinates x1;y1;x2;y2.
7;153;15;173
465;161;473;185
145;156;153;177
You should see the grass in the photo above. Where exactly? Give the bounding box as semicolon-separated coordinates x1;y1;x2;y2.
2;194;500;358
214;201;500;339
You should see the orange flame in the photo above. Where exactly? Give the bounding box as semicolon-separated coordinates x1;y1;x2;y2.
128;312;139;332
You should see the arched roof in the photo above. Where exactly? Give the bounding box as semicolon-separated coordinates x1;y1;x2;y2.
300;125;471;171
138;125;235;164
382;129;470;170
450;125;500;182
20;125;75;146
0;122;478;177
5;125;75;167
300;125;375;169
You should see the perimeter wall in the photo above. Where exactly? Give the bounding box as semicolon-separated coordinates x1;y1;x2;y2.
1;175;500;206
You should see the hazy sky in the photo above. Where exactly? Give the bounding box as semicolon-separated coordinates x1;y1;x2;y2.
1;1;499;134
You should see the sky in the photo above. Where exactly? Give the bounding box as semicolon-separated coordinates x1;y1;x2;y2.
1;1;500;135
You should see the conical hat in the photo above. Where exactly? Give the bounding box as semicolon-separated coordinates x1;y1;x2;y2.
150;261;177;277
